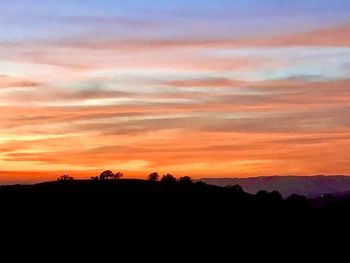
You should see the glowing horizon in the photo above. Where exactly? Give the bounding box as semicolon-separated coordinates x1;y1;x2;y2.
1;0;350;183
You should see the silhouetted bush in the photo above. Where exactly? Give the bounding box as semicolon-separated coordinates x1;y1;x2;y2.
179;176;192;184
57;175;74;181
195;181;207;186
256;190;269;199
227;184;243;192
99;170;123;180
100;170;114;180
113;172;123;179
269;191;283;202
160;173;177;184
148;172;160;182
286;194;309;211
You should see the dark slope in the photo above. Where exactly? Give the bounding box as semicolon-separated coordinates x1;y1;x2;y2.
200;175;350;197
0;179;304;224
0;179;349;247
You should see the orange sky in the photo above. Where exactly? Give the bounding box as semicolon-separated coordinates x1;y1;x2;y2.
1;2;350;183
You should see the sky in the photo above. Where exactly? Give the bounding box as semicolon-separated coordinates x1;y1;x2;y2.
1;0;350;183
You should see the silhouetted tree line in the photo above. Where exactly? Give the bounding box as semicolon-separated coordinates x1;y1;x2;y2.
57;174;74;181
54;170;309;213
59;171;194;184
148;172;193;184
12;170;348;240
5;169;325;236
98;170;124;180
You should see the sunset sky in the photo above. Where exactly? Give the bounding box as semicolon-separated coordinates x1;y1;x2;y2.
1;0;350;183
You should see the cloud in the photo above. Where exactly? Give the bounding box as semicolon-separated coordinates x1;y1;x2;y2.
163;78;247;88
2;18;350;180
40;22;350;51
0;75;41;88
60;15;154;29
260;23;350;47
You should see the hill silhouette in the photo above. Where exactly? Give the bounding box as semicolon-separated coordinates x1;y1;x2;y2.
0;178;307;223
2;177;350;216
201;175;350;197
1;177;349;247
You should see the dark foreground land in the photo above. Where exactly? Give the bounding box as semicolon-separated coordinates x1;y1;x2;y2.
1;178;349;248
1;179;349;222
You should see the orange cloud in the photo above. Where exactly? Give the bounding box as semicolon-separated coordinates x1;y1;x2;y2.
258;23;350;47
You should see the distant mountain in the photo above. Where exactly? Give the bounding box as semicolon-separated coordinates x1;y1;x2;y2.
200;176;350;197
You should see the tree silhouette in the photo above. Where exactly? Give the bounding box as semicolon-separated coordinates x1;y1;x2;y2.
148;172;160;182
99;170;114;180
160;173;177;184
113;172;123;179
256;190;269;199
286;194;309;211
57;175;74;181
179;176;192;184
91;176;99;181
269;190;283;202
195;181;207;186
227;184;243;192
